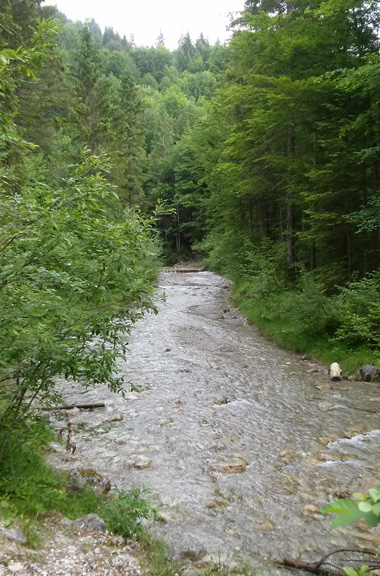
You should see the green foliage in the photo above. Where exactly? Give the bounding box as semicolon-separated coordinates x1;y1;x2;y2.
0;150;160;458
101;488;156;538
334;274;380;350
343;566;372;576
322;485;380;530
0;417;104;523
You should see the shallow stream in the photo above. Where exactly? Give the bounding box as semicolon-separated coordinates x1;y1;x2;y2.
51;270;380;573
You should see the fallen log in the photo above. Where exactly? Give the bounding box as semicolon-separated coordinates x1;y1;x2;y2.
44;401;105;410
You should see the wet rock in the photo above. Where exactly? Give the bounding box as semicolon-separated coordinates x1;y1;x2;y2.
258;519;274;531
64;407;81;419
344;429;359;439
329;362;342;381
128;455;151;469
212;442;226;451
214;397;230;405
275;449;296;467
205;498;229;509
157;510;177;523
301;505;320;515
360;365;379;382
319;435;338;446
179;549;207;562
318;402;335;410
64;513;106;532
68;468;111;494
315;384;331;391
341;454;358;461
106;413;124;422
213;458;247;474
0;527;26;544
159;418;173;427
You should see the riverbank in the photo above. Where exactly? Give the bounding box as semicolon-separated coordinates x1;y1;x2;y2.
229;279;379;380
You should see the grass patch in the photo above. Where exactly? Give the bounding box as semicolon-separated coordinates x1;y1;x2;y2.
140;537;180;576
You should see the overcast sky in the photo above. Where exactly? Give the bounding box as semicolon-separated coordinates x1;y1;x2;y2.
50;0;244;50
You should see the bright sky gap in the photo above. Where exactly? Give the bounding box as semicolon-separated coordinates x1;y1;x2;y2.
51;0;244;50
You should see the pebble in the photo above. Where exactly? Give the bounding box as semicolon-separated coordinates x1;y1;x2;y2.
301;505;320;515
0;528;26;545
8;562;24;573
258;519;274;531
106;413;124;422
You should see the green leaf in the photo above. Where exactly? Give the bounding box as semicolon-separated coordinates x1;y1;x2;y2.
322;499;380;529
358;502;373;513
368;489;380;503
372;502;380;516
353;493;366;501
343;567;358;576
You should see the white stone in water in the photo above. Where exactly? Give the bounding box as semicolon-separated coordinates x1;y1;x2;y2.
329;362;342;381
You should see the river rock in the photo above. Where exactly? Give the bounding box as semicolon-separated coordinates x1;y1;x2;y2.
258;519;274;531
319;435;338;446
301;505;320;515
214;458;247;474
205;498;228;509
64;513;106;532
0;526;27;544
68;468;111;493
179;549;207;562
360;364;379;382
106;413;124;422
127;455;152;469
64;407;81;419
329;362;342;381
159;418;173;427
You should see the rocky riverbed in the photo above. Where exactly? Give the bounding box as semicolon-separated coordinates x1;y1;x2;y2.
10;269;380;575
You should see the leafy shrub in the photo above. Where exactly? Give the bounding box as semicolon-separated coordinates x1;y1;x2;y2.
101;488;156;538
241;239;288;302
322;485;380;529
277;272;338;338
335;273;380;349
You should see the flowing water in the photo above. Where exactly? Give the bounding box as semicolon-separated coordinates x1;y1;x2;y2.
51;270;380;573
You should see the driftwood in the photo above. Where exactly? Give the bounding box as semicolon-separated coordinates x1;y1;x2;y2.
282;548;380;576
44;401;105;410
329;362;342;381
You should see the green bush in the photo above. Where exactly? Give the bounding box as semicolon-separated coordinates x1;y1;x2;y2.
101;488;156;538
0;417;104;523
335;273;380;350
